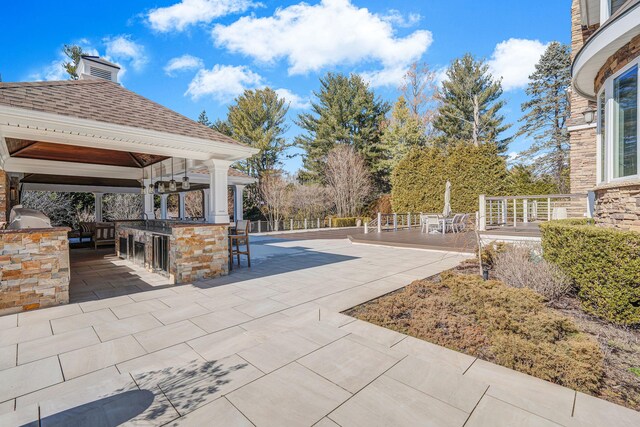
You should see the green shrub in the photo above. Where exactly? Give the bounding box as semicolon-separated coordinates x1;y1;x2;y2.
330;217;370;227
541;220;640;325
391;143;507;213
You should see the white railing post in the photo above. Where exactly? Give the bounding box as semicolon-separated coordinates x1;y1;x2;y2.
407;212;411;229
329;217;332;228
393;213;397;231
304;218;307;229
587;191;595;218
258;221;261;233
523;198;528;224
290;219;294;230
501;199;507;225
377;212;382;233
547;197;552;221
364;222;368;234
317;218;320;229
513;199;517;227
478;194;486;231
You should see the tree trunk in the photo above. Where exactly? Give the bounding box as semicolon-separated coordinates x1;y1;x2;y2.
472;95;480;147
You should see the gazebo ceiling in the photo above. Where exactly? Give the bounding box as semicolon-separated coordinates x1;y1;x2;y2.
5;138;168;168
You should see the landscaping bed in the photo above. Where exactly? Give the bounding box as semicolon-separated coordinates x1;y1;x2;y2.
345;260;640;410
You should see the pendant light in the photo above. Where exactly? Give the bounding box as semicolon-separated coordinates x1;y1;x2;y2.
147;163;155;194
169;158;177;192
140;167;146;194
182;158;190;190
158;161;166;193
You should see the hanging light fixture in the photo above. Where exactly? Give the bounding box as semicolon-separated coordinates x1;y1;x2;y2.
182;158;190;190
158;161;166;193
169;158;177;192
140;167;146;194
147;163;155;194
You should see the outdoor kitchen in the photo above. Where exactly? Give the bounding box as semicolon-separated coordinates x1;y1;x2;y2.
115;220;229;285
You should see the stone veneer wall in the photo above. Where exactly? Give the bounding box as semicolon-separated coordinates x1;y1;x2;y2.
116;221;229;284
0;170;9;225
0;228;70;315
171;225;228;283
595;33;640;94
569;0;598;196
594;183;640;231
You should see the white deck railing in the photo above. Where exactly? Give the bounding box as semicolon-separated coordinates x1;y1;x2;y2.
478;193;593;231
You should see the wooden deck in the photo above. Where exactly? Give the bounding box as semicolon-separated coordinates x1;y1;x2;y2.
348;228;476;253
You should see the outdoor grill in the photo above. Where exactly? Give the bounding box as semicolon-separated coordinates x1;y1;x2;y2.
7;206;52;229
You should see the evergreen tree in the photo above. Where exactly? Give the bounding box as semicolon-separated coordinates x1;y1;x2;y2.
506;165;558;195
296;72;390;190
62;45;83;80
517;42;571;193
434;53;511;152
211;119;232;137
197;110;211;127
228;87;290;178
379;96;427;182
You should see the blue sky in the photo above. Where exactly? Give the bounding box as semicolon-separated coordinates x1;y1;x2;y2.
0;0;571;172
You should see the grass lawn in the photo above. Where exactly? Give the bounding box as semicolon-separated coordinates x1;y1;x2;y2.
345;260;640;410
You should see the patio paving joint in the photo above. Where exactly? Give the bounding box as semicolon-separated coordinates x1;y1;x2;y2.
461;384;489;427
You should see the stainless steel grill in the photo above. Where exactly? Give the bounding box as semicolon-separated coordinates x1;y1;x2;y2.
7;206;52;229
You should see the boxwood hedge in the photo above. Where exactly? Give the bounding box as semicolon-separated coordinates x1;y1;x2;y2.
540;219;640;325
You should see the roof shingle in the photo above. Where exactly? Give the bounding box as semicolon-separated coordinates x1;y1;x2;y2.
0;79;243;146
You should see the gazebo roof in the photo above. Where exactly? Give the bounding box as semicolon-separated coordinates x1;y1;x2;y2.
0;79;241;147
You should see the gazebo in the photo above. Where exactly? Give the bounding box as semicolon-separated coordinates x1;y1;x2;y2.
0;56;258;313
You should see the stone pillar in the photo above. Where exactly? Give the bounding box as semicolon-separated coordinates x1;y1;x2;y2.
94;193;103;222
160;194;168;219
206;159;232;224
143;179;154;219
179;193;186;220
233;184;246;222
0;170;9;224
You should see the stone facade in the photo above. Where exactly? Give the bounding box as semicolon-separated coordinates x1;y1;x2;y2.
0;170;9;225
0;228;70;315
569;0;598;196
594;182;640;231
116;221;229;284
595;33;640;94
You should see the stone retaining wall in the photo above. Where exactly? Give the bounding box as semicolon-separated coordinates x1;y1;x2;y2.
594;183;640;231
0;228;70;315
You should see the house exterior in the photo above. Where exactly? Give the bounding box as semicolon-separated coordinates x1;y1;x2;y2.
570;0;640;230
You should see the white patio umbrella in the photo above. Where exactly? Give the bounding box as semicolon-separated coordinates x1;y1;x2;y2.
443;180;452;218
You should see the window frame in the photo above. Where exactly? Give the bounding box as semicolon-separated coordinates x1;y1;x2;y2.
598;56;640;185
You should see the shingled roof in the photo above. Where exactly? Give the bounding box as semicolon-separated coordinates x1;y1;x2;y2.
0;79;243;146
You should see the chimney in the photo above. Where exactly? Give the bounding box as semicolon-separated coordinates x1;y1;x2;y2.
77;55;120;83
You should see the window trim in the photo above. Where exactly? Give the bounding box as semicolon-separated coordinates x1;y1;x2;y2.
598;56;640;185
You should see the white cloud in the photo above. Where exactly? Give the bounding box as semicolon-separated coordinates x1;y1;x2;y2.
488;38;548;91
274;88;310;110
147;0;259;32
164;54;204;76
104;35;148;72
186;64;263;101
28;44;99;81
381;10;421;28
212;0;431;86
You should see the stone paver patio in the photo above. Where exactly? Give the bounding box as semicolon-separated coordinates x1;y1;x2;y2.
1;236;639;426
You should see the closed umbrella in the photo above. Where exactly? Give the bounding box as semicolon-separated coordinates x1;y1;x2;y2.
443;180;452;218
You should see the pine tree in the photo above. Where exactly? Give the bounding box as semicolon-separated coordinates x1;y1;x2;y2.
434;53;511;152
296;72;390;190
517;42;571;193
227;87;290;178
197;110;212;127
62;45;83;80
379;96;427;181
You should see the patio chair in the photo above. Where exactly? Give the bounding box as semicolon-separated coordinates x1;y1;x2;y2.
229;220;251;270
447;214;464;233
94;222;115;250
425;214;442;234
74;222;95;244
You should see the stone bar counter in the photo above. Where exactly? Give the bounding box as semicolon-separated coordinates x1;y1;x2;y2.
0;227;70;315
115;220;229;284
